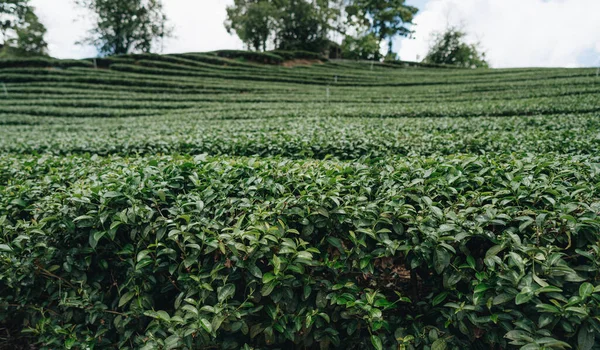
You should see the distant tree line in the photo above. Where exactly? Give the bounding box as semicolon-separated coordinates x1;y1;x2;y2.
224;0;418;61
0;0;489;68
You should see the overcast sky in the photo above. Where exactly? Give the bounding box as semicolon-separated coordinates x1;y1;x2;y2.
31;0;600;68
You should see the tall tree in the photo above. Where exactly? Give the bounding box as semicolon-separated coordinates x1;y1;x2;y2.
276;0;328;52
75;0;172;56
0;0;47;55
423;26;489;68
346;0;418;58
225;0;277;52
225;0;343;53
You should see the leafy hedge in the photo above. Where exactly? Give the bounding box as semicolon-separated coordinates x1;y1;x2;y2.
1;52;600;350
176;53;264;68
0;57;93;69
212;50;284;65
3;113;599;159
83;57;136;69
1;154;600;349
384;59;460;69
270;50;327;61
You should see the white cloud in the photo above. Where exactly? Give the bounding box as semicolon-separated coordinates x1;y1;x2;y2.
162;0;243;54
30;0;244;58
397;0;600;68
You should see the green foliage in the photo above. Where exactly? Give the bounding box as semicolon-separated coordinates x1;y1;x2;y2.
0;57;92;68
270;50;326;61
176;53;266;68
384;58;456;68
275;0;331;53
209;50;327;64
424;27;489;69
346;0;418;58
1;54;600;349
75;0;172;56
225;0;342;53
341;33;379;60
213;50;284;65
225;0;278;52
1;154;600;348
0;0;47;55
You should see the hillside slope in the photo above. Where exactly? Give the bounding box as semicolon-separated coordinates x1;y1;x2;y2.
1;54;600;349
0;54;599;156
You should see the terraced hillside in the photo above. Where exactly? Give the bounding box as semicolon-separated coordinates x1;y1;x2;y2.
1;53;600;350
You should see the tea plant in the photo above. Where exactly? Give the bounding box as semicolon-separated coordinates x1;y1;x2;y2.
1;54;599;349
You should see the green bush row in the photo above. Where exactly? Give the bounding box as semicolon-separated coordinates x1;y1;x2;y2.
83;57;136;69
176;53;265;69
2;111;599;158
108;63;348;86
213;50;285;65
0;57;93;69
3;56;595;91
270;50;327;61
384;59;459;69
1;154;599;349
3;78;597;105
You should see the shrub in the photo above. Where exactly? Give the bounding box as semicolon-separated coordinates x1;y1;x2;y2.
175;53;263;68
212;50;284;65
270;50;326;61
84;57;136;69
384;59;457;69
0;58;93;69
1;154;599;349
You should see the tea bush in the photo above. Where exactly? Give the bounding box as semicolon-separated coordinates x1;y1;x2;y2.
0;57;93;69
213;50;285;65
1;53;600;349
270;50;326;61
2;154;600;349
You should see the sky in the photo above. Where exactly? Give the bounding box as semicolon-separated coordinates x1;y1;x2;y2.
30;0;600;68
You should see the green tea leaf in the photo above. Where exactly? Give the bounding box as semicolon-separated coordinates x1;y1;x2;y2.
432;292;448;306
579;282;594;298
118;291;135;307
434;248;451;274
432;338;447;350
218;283;236;302
578;326;594;350
370;335;382;350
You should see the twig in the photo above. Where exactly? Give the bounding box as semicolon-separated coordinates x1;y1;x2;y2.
35;262;75;289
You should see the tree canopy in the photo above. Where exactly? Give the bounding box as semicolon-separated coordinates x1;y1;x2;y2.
225;0;343;54
345;0;418;59
0;0;47;56
341;32;379;60
225;0;276;52
225;0;418;58
276;0;334;52
424;26;489;68
75;0;172;56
